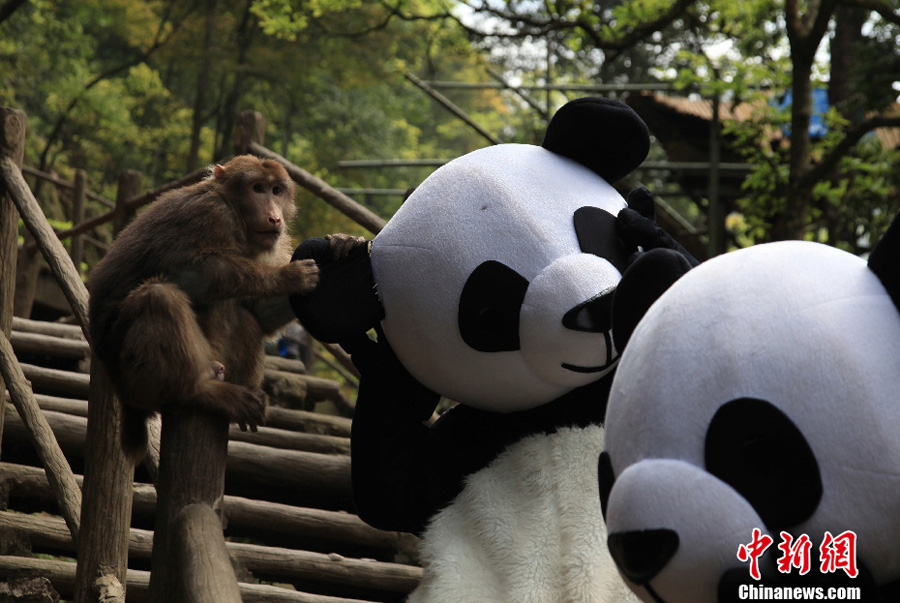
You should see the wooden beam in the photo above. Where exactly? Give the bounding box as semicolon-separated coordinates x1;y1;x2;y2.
0;555;380;603
0;333;81;539
0;511;422;595
0;462;417;557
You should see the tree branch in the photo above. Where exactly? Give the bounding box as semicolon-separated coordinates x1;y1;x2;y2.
0;0;27;25
800;115;900;189
841;0;900;26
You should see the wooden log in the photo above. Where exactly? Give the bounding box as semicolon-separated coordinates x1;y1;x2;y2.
0;154;90;340
170;503;242;603
93;574;125;603
13;233;41;318
37;168;208;253
4;395;351;455
225;439;351;507
22;165;114;209
18;361;338;406
20;363;90;397
0;556;379;603
1;106;26;455
265;369;349;409
70;169;86;270
234;110;266;155
265;407;351;438
12;316;84;340
113;169;141;235
149;407;234;603
266;355;307;374
0;462;417;558
10;331;91;361
0;112;131;603
0;333;81;540
74;359;132;603
4;393;353;454
11;318;308;374
1;510;422;595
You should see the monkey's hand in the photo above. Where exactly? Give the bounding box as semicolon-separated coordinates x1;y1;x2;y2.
325;233;367;261
281;259;320;295
228;387;268;432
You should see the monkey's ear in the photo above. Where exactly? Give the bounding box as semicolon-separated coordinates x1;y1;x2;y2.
214;164;226;179
289;238;384;343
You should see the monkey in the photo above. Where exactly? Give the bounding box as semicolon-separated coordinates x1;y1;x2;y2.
88;154;361;459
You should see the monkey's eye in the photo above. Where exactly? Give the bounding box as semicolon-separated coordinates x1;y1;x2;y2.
253;183;265;193
272;185;283;195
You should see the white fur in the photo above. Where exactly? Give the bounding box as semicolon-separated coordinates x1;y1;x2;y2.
408;426;639;603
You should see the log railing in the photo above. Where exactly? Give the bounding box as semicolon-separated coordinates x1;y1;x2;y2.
0;105;402;603
0;107;133;602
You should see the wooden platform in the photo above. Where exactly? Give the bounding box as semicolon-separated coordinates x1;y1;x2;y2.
1;318;421;602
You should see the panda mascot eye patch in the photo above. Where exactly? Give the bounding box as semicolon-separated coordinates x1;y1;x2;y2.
458;260;529;353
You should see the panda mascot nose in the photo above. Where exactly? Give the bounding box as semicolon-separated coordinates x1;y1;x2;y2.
607;528;680;585
563;289;614;332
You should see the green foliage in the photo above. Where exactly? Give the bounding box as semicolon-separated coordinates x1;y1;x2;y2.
4;0;897;255
2;0;511;253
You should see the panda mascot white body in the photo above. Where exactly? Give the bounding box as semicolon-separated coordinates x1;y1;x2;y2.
600;217;900;603
291;98;694;602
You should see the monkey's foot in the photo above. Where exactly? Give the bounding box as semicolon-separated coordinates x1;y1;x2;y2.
229;387;268;433
326;233;367;260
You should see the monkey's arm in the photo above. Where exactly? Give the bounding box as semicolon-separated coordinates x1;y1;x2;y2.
171;254;318;304
243;296;297;335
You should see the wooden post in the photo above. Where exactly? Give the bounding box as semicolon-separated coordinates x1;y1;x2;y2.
73;361;133;603
706;71;726;258
234;110;265;155
113;170;142;235
70;169;86;271
0;107;26;457
149;409;242;603
13;232;40;318
0;333;82;538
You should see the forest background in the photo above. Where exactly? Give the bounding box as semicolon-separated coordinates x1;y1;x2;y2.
2;0;899;264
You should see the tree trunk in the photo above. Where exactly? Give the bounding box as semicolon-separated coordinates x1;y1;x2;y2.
187;0;217;171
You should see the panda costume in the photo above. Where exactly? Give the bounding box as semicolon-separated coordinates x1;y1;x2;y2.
600;214;900;602
291;98;695;602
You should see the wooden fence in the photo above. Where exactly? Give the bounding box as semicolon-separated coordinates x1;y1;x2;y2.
0;106;417;602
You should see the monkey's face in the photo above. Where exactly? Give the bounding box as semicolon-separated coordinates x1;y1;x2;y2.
215;157;297;252
244;179;292;251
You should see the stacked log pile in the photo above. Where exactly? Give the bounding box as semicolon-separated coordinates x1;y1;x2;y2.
1;317;422;602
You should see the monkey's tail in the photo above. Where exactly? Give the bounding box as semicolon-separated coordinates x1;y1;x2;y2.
120;405;152;463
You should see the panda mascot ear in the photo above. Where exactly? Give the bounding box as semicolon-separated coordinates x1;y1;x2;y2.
541;97;650;183
289;237;384;343
868;212;900;313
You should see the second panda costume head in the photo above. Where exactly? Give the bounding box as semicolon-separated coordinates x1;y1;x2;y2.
291;97;695;602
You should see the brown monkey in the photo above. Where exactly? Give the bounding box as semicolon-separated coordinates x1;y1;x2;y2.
88;155;353;458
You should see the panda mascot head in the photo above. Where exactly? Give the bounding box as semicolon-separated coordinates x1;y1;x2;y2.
600;215;900;603
293;97;657;411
